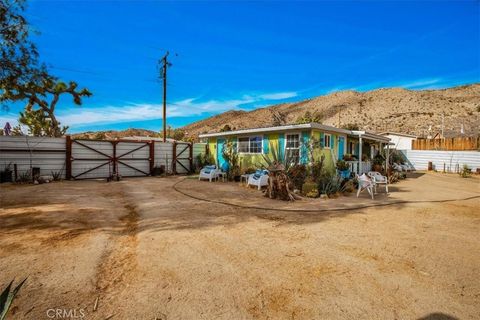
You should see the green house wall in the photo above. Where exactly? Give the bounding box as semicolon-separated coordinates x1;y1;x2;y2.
207;129;344;173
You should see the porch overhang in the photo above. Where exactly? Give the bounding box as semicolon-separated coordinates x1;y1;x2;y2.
350;131;391;143
198;122;351;139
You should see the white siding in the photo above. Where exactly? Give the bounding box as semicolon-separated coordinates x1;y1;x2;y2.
402;150;480;172
154;142;174;174
1;136;203;180
0;136;67;178
385;134;416;150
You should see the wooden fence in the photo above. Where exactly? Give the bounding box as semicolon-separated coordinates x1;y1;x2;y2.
412;137;479;151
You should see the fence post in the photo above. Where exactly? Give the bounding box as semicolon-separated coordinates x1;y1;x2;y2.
172;141;177;174
66;135;72;180
189;142;194;173
149;140;155;175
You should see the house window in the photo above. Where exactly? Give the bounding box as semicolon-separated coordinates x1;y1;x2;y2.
324;134;331;149
285;133;300;164
237;136;262;154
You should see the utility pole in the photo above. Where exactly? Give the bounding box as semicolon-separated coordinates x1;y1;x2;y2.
159;51;171;142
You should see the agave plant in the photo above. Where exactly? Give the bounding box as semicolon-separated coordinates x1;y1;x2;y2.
261;143;295;171
1;279;27;320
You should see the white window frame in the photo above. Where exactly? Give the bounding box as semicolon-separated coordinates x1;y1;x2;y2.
284;132;301;164
237;135;263;154
324;133;331;149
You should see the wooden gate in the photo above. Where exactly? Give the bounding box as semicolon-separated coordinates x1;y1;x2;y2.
172;141;193;174
66;136;154;179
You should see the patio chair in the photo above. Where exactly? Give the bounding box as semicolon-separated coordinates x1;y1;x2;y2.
367;171;389;194
247;169;269;190
356;173;374;199
199;165;220;182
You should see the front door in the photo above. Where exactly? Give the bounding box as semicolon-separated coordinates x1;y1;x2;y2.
216;138;227;169
338;136;345;160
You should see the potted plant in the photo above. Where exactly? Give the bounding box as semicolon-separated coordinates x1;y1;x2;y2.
372;154;384;172
336;160;350;179
343;154;354;161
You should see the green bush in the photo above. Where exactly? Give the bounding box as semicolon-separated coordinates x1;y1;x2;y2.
302;180;317;197
459;164;471;178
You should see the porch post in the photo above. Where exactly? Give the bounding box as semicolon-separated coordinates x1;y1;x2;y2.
358;135;363;174
386;143;390;172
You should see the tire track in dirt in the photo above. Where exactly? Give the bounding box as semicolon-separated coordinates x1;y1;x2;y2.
93;186;140;316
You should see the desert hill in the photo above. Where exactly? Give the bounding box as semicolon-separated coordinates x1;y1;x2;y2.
182;84;480;139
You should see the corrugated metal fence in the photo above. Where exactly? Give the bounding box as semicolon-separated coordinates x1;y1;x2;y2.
401;150;480;172
0;136;206;180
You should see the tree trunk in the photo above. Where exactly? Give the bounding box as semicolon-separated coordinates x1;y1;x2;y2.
265;170;300;201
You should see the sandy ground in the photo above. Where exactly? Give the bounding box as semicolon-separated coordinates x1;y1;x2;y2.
0;172;479;320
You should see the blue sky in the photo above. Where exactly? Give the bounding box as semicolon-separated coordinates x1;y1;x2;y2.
2;0;479;133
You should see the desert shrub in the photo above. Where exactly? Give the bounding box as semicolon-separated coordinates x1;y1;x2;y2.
318;174;345;196
388;171;407;183
305;188;319;198
302;180;317;197
459;164;471;178
222;140;240;180
195;152;215;171
51;171;62;181
287;164;307;190
16;170;32;184
295;111;323;124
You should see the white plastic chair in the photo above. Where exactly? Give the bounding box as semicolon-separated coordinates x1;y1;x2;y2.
199;166;220;182
247;170;269;190
367;171;389;194
356;173;374;199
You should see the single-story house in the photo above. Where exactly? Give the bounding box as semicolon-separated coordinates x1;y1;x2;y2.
379;132;417;150
199;123;390;174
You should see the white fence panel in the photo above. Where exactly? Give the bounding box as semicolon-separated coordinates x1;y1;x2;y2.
0;136;67;178
154;142;174;174
71;140;113;179
401;150;480;172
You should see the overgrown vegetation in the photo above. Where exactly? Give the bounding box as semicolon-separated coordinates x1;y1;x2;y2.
222;140;241;180
195;152;215;172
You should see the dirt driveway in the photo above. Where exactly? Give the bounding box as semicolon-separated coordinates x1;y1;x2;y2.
0;173;479;319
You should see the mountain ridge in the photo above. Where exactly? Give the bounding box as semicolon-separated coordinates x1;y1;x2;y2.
181;84;480;139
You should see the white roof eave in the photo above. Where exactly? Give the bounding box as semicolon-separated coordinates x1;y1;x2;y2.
199;122;350;138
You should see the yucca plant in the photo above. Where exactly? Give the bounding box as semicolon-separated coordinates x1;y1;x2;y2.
1;279;27;320
261;144;300;201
